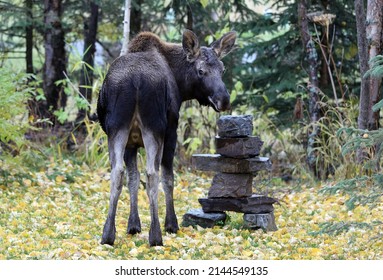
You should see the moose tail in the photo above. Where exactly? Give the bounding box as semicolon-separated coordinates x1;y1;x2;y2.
96;83;108;133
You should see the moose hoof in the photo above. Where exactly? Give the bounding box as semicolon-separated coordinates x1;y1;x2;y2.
149;229;163;246
128;215;141;235
101;234;115;246
165;223;179;234
149;237;163;247
101;224;116;245
165;215;179;234
127;225;141;235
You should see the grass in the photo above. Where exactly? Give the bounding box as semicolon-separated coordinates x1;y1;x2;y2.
1;157;382;260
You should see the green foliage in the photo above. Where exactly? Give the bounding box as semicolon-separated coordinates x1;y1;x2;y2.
76;118;109;168
320;174;383;210
337;126;383;174
364;55;383;112
310;221;382;236
239;0;359;123
318;117;383;234
307;94;359;179
177;101;218;159
0;0;375;183
0;68;34;151
364;55;383;79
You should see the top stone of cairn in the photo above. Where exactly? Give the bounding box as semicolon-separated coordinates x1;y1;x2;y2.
217;115;253;138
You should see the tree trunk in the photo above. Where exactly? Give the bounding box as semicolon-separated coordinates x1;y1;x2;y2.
78;1;99;121
120;0;131;56
130;0;142;36
319;0;329;90
366;0;382;131
25;0;33;74
355;0;371;162
356;0;370;131
186;4;193;30
42;0;67;122
25;0;39;121
298;0;321;178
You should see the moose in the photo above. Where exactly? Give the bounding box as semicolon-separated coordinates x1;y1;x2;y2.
97;29;236;246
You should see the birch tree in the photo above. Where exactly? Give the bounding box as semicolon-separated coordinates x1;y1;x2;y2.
120;0;131;56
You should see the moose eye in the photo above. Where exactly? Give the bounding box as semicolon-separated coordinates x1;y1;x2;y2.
198;69;205;76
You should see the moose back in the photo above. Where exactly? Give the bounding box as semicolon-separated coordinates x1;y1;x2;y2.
97;30;236;246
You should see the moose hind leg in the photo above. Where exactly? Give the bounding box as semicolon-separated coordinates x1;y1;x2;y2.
101;130;129;245
142;133;164;246
162;164;179;234
124;147;141;234
161;126;179;233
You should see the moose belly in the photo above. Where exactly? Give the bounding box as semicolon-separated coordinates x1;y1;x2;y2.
127;120;144;148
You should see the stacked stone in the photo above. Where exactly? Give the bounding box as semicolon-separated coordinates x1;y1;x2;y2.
182;115;278;231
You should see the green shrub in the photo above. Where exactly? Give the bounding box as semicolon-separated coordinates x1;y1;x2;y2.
0;68;34;153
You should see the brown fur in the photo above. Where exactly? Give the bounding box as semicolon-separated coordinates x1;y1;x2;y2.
128;32;176;54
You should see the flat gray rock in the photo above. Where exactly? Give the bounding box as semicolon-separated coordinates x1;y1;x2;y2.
217;115;253;138
199;194;277;214
182;208;227;228
192;154;272;173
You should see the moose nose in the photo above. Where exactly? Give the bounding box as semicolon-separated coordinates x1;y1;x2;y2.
222;90;231;111
217;89;231;111
212;90;231;111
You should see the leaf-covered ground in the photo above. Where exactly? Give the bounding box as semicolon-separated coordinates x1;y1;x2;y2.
1;158;382;260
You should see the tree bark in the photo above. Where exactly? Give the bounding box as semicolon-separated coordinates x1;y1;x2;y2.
78;1;99;121
42;0;67;121
186;4;193;31
130;0;142;36
356;0;370;132
25;0;33;74
120;0;131;56
366;0;382;131
298;0;321;178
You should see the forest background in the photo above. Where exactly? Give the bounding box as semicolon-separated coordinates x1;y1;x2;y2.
1;0;383;260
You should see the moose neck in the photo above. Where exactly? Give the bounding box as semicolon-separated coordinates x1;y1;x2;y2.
161;45;198;102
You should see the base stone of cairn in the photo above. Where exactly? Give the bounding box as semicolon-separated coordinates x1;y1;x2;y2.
183;115;278;232
181;209;227;228
243;212;278;231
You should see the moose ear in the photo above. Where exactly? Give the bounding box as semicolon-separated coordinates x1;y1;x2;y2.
210;31;237;59
182;30;200;62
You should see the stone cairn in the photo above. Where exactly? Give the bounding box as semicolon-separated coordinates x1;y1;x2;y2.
182;115;278;231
